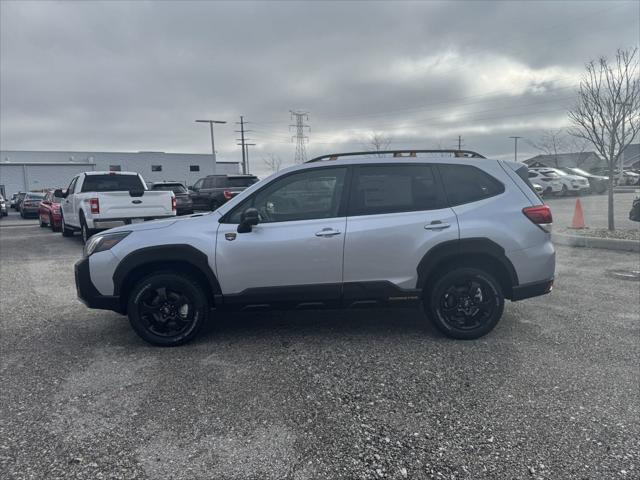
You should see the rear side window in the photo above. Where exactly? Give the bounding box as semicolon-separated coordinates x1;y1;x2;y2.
348;165;444;216
81;174;145;192
438;164;504;206
224;177;259;188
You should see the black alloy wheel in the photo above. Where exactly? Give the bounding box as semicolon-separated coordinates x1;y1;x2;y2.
128;273;208;346
427;267;504;340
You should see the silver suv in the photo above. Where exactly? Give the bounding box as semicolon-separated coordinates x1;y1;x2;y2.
75;150;555;346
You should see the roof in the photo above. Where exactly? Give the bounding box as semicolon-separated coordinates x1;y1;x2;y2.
622;143;640;166
523;151;601;166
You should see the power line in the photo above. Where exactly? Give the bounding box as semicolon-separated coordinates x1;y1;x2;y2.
290;110;310;164
235;116;254;174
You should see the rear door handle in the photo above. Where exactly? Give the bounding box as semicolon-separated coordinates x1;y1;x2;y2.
315;228;342;237
424;221;450;230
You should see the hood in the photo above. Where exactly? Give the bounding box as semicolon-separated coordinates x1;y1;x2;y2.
106;211;217;235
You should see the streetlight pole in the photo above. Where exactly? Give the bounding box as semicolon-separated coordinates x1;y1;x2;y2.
195;119;226;174
509;136;522;162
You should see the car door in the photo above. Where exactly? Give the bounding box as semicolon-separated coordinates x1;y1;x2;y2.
190;178;205;210
61;176;79;226
216;166;348;306
342;164;459;296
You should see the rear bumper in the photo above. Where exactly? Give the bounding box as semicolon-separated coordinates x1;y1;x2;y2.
74;257;123;313
87;215;175;229
511;278;554;301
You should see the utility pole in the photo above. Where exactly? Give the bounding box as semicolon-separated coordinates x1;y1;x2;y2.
195;119;226;174
290;110;310;164
509;136;522;162
235;116;253;174
454;135;463;151
244;143;256;174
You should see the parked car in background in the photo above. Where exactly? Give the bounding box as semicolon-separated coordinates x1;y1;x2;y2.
531;167;589;195
14;192;26;210
527;170;563;195
55;171;176;243
150;181;193;215
38;189;65;231
557;167;608;194
589;167;640;185
0;195;7;216
19;192;45;218
9;193;20;209
189;174;259;211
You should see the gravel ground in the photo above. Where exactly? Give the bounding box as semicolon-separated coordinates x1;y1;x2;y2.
556;227;640;241
1;216;639;480
545;192;640;232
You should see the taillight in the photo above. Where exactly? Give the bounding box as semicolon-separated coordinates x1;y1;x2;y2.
223;190;234;200
171;196;176;211
89;198;100;214
523;204;552;229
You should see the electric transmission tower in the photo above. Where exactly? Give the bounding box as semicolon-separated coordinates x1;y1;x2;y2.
289;110;310;163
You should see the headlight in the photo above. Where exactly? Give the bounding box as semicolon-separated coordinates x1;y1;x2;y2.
84;231;131;257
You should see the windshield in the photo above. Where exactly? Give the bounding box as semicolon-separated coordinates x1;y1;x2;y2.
24;193;45;201
81;174;145;192
152;184;187;193
539;171;560;178
226;177;259;188
569;168;591;176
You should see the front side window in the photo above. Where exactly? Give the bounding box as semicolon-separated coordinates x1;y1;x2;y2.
439;164;504;206
348;164;444;216
227;167;346;223
192;179;203;190
67;177;78;194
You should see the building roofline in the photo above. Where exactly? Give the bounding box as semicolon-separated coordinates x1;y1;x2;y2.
0;161;95;166
0;149;238;163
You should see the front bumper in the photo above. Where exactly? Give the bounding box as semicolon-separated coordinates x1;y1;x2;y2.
75;257;123;313
511;278;554;301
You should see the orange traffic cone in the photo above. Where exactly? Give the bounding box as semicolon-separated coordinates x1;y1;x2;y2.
570;198;585;229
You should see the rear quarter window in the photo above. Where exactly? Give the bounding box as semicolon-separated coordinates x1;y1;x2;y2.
438;164;504;206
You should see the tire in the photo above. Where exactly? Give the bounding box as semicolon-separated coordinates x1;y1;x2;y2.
39;216;47;227
50;214;60;232
61;213;74;237
127;272;209;347
426;267;504;340
561;184;568;196
79;213;95;244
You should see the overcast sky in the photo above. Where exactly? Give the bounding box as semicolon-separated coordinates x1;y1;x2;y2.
1;0;638;175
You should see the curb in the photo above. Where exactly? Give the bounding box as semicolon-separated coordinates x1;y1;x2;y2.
552;232;640;253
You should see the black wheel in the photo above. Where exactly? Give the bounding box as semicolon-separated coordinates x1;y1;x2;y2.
127;273;209;346
561;184;568;196
426;267;504;340
50;214;59;231
79;214;95;244
61;213;74;237
39;216;47;227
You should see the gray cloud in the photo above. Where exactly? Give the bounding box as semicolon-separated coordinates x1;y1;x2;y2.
1;0;638;175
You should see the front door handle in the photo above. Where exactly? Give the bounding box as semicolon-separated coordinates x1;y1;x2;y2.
424;221;450;230
315;228;342;237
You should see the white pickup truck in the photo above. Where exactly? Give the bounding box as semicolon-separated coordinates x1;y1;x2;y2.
55;171;176;243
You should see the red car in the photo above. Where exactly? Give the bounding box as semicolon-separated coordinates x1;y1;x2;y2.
38;190;64;231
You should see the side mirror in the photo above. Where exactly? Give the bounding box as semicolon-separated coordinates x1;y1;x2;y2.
54;189;67;198
237;207;260;233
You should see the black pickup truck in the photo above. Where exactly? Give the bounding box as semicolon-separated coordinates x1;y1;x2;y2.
189;174;259;211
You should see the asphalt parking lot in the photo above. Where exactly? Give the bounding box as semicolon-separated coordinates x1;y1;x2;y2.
1;212;639;480
545;192;640;231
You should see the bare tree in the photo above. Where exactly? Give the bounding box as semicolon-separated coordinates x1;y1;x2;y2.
364;131;392;156
263;153;282;173
568;47;640;230
526;129;569;167
566;137;591;169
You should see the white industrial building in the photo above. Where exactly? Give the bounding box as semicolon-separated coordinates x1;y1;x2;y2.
0;150;240;197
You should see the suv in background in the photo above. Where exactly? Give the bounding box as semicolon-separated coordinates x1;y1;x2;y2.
189;174;259;211
20;192;45;218
530;167;589;195
150;181;194;215
74;150;555;347
558;167;608;194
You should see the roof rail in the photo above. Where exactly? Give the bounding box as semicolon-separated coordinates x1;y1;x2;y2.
306;149;486;163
